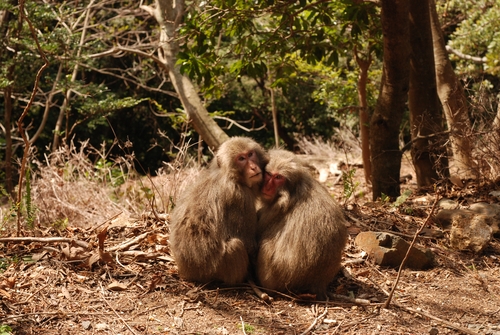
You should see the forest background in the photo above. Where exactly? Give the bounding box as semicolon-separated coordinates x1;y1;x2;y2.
2;0;500;215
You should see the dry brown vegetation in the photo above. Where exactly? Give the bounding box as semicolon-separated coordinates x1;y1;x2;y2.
1;137;500;335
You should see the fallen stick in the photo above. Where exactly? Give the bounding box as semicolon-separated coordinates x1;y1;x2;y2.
397;304;480;335
0;237;89;249
383;193;439;308
107;232;150;252
299;306;328;335
248;280;273;303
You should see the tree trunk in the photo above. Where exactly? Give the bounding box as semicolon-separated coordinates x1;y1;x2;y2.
3;86;14;197
370;0;410;200
409;0;449;188
355;50;372;184
149;0;229;149
1;3;17;197
429;0;475;179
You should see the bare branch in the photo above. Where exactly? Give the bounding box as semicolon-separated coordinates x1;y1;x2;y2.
213;115;266;132
445;45;487;63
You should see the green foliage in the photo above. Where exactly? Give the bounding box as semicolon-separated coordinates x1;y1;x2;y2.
341;168;359;203
52;217;69;231
176;0;383;145
380;193;391;203
392;189;412;208
0;200;17;229
0;255;34;273
237;322;255;334
438;0;500;124
445;0;500;75
94;158;126;187
24;167;36;229
0;324;12;335
0;258;9;272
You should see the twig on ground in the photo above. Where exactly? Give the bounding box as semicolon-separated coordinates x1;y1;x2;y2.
107;232;149;251
133;303;171;317
0;237;89;249
331;320;344;334
18;282;52;304
0;312;115;322
397;304;480;335
366;276;390;296
299;306;328;335
89;212;123;232
240;316;247;335
248;280;273;303
179;300;186;317
383;193;439;308
328;293;372;305
100;289;138;335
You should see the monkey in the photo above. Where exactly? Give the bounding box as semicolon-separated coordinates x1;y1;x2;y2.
169;137;269;285
255;149;348;299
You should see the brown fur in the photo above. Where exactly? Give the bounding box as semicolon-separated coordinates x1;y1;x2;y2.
256;149;348;299
169;137;269;284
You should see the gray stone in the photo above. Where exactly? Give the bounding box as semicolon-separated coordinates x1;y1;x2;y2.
468;202;500;216
437;198;460;210
354;232;433;270
450;214;493;253
435;203;499;235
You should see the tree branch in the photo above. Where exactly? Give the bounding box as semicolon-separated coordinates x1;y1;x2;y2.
445;45;486;63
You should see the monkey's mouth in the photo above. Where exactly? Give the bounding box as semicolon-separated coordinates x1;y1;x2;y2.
261;186;274;199
250;172;262;179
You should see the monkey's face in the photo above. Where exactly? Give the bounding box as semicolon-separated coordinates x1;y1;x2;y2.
261;171;286;202
235;149;263;188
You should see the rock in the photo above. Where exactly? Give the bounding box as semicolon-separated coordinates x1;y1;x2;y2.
81;321;91;330
450;214;493;253
434;209;471;229
354;232;433;270
435;203;499;236
468;203;500;233
489;190;500;200
437;198;459;210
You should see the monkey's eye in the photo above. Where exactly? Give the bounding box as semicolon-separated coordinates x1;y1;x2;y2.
248;151;254;158
237;155;246;161
274;174;283;180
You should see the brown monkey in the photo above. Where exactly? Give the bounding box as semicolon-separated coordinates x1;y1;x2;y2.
169;137;269;284
256;149;348;299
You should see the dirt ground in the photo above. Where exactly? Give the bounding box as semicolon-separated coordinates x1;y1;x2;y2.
1;155;500;335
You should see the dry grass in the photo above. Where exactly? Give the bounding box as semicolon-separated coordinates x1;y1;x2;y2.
27;140;132;229
1;139;203;232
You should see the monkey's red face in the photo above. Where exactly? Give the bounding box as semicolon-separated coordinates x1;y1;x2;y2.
236;150;263;188
261;172;285;201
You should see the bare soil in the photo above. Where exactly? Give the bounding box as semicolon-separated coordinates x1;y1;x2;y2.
1;155;500;335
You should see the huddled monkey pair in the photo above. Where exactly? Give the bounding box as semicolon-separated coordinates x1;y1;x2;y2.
169;137;348;299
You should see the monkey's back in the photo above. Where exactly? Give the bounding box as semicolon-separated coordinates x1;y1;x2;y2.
169;168;258;284
257;177;348;296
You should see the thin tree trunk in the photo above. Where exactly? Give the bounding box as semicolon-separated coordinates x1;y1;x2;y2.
1;2;17;197
147;0;228;149
268;68;279;147
52;0;96;151
355;49;372;184
370;0;410;200
429;0;475;179
31;64;63;144
3;87;14;197
409;0;449;188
